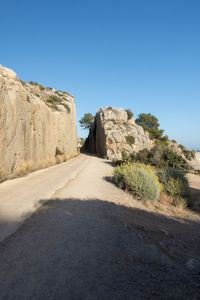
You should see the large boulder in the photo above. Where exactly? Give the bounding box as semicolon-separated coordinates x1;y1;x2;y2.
83;107;152;160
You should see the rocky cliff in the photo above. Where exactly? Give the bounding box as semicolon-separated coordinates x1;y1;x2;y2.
0;65;77;180
84;107;152;160
84;106;200;170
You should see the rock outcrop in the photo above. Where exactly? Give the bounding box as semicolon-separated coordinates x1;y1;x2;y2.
0;65;77;180
168;141;200;171
84;107;152;160
84;107;200;170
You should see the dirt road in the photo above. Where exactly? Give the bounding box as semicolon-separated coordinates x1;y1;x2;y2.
0;155;200;299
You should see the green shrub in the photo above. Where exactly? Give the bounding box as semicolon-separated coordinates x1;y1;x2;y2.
157;168;190;199
55;147;63;156
125;135;135;145
182;149;195;161
178;144;185;151
29;81;39;86
46;95;62;104
117;146;190;171
46;95;70;112
162;148;190;170
114;163;162;201
61;103;70;112
51;104;60;111
125;109;134;120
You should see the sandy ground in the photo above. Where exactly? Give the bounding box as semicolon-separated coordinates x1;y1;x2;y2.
0;155;200;299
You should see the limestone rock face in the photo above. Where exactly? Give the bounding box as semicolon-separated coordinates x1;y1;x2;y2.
84;107;152;160
0;65;77;179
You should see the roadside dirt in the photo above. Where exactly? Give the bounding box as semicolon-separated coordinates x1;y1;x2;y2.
0;155;200;299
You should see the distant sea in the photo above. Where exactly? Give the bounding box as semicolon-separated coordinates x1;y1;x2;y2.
196;150;200;152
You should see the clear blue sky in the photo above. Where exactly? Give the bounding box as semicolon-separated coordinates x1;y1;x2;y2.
1;0;200;149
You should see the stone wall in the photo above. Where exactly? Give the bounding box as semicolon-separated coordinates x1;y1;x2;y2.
0;65;78;179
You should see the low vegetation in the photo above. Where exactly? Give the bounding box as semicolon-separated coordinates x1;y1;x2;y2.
29;81;45;91
114;160;190;209
46;95;70;112
136;113;168;145
114;163;162;201
125;135;135;145
157;168;190;199
55;147;63;156
125;108;134;120
117;146;190;171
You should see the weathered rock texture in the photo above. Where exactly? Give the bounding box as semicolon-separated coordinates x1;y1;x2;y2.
84;107;152;160
0;65;77;179
84;107;200;170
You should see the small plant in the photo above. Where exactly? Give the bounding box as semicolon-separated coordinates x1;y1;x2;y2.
63;91;71;96
182;149;195;161
55;147;63;156
46;95;70;113
114;163;162;201
39;85;45;91
125;109;134;120
125;136;135;145
27;95;30;102
46;103;60;111
61;103;70;112
178;144;185;151
172;139;177;143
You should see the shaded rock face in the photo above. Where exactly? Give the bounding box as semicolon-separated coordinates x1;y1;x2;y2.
0;65;77;179
84;107;152;160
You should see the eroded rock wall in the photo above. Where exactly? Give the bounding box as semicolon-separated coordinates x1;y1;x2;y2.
84;107;152;160
0;65;77;179
84;106;200;170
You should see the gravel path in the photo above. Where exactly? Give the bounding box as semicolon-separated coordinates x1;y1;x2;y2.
0;155;200;299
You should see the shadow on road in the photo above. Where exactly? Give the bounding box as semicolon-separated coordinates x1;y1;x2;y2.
0;197;200;299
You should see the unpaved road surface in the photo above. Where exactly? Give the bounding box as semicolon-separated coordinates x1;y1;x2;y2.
0;154;89;242
0;155;200;299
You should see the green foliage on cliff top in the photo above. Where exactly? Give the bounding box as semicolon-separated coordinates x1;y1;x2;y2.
136;113;168;145
79;113;94;129
117;146;190;171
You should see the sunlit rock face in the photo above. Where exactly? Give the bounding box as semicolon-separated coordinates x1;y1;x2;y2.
84;106;200;170
0;65;78;179
84;107;152;161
